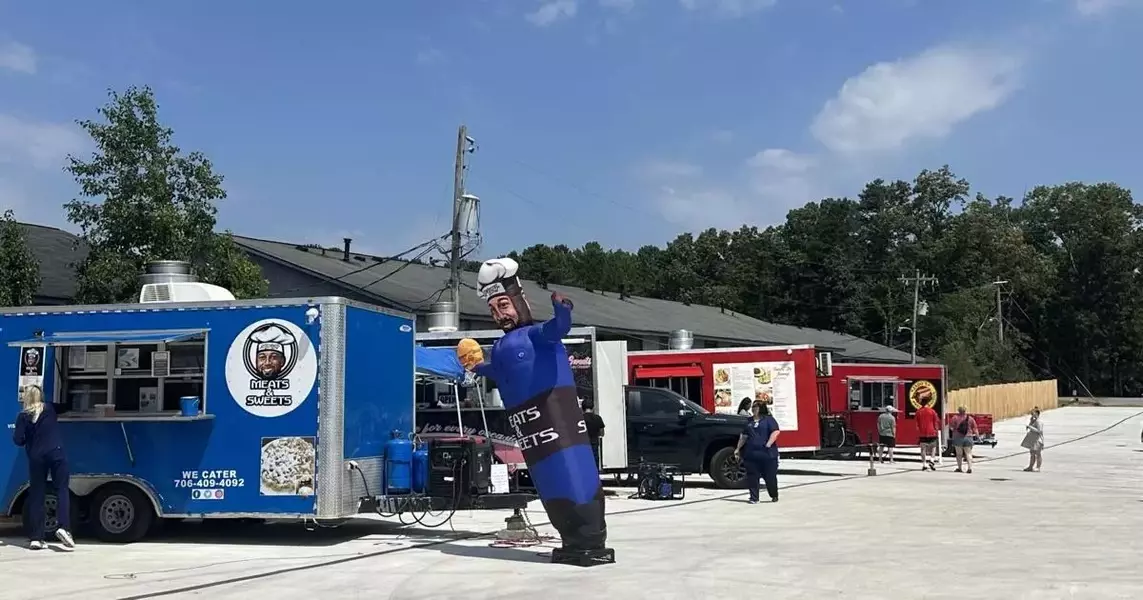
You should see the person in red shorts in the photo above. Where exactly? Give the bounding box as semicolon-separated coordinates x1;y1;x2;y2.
915;402;941;471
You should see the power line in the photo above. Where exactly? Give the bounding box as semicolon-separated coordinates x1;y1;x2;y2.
272;234;450;297
898;269;938;364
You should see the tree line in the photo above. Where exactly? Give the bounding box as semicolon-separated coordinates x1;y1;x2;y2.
0;86;1135;395
494;168;1140;396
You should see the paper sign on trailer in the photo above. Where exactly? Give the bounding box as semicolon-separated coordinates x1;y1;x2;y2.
712;360;799;430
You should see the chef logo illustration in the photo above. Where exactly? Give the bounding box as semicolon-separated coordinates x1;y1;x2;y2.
225;319;317;418
908;380;938;410
20;347;44;377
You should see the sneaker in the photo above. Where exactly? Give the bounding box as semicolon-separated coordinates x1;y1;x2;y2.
29;541;45;550
770;496;779;503
747;499;759;504
55;528;75;549
966;469;972;474
954;468;963;473
921;466;929;471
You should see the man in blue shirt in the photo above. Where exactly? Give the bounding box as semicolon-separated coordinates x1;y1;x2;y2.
733;401;781;504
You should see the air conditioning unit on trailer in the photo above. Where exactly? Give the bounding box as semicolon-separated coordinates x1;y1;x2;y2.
139;282;236;303
136;260;236;303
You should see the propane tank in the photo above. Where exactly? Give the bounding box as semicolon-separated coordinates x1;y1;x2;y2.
385;432;413;494
412;441;429;494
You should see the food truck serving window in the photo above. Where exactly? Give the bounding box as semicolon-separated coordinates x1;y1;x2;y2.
11;329;209;417
848;379;897;411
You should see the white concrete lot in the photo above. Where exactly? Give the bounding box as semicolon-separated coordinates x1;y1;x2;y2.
3;406;1143;599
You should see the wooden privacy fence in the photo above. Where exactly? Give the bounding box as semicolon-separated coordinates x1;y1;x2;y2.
948;379;1058;421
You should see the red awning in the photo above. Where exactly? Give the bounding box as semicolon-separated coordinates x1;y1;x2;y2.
635;365;704;379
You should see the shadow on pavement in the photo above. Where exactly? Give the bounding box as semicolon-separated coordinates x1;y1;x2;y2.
2;518;492;549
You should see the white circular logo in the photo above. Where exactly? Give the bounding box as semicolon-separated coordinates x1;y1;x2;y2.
225;319;317;418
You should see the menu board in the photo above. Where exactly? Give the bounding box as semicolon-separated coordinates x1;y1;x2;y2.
712;361;799;430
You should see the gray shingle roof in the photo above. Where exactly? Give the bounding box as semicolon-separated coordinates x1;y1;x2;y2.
232;234;912;363
18;223;87;301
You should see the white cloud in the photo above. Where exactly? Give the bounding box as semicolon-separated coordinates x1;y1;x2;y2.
0;114;88;170
527;0;578;26
747;148;816;173
678;0;777;18
1073;0;1136;16
810;45;1023;155
642;42;1027;230
0;41;36;74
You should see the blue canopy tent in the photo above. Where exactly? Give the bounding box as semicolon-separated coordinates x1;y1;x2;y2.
414;346;467;383
414;346;491;440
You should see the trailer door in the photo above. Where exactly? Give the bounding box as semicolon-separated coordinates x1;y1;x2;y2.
594;341;629;470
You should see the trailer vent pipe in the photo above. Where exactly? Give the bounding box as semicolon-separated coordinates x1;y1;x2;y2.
668;329;694;350
140;260;196;286
426;300;459;332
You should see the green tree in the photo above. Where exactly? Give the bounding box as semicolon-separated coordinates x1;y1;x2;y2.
0;210;42;306
64;86;267;303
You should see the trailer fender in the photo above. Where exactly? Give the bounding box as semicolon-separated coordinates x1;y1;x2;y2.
7;475;164;520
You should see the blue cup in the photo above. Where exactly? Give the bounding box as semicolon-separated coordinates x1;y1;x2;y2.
180;396;200;417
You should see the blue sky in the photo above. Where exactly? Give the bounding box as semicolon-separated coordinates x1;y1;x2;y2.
1;0;1141;259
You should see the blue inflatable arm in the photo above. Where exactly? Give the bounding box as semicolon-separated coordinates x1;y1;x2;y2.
533;293;573;345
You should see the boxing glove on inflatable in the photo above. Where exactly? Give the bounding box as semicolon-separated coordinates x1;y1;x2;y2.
463;257;607;552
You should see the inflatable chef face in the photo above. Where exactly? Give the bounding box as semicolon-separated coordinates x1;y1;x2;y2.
250;323;295;379
477;257;533;332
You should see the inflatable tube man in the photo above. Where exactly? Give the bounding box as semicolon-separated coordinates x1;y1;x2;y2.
457;257;610;561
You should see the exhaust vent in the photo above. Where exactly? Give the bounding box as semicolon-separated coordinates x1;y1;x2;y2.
426;301;459;332
668;329;694;350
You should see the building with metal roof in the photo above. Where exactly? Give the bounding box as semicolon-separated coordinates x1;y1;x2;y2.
15;223;89;305
232;235;912;363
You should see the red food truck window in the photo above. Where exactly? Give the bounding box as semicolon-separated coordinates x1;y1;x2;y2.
849;380;896;411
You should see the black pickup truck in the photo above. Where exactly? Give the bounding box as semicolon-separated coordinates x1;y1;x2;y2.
623;385;750;489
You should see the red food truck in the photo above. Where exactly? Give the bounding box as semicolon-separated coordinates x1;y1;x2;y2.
820;363;995;454
628;346;995;461
626;345;824;453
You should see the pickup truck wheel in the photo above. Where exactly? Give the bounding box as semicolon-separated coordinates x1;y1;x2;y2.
709;447;746;489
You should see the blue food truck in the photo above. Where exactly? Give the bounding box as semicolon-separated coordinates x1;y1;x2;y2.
1;273;415;542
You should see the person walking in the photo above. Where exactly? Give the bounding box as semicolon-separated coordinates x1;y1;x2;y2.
580;399;605;468
733;401;780;504
1021;407;1044;472
914;401;941;471
948;406;978;474
876;406;898;463
11;384;76;550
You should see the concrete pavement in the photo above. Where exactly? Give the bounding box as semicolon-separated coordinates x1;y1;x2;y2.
3;406;1143;599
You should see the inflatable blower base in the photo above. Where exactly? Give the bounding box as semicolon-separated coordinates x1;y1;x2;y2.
551;545;616;567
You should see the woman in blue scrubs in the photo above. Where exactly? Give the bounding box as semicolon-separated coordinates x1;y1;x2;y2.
733;401;780;504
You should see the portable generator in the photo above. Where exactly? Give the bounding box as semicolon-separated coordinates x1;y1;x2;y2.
426;436;493;500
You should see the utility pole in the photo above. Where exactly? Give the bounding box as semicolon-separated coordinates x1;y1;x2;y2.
992;279;1008;343
899;269;939;364
448;125;473;307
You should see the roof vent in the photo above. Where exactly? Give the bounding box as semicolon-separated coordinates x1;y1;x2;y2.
426;300;459;332
668;329;694;350
141;260;195;286
138;260;235;303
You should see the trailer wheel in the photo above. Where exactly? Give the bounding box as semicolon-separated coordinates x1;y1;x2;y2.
709;447;746;489
90;484;154;543
21;489;81;538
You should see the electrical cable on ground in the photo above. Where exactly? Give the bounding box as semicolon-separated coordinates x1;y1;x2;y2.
116;408;1143;599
